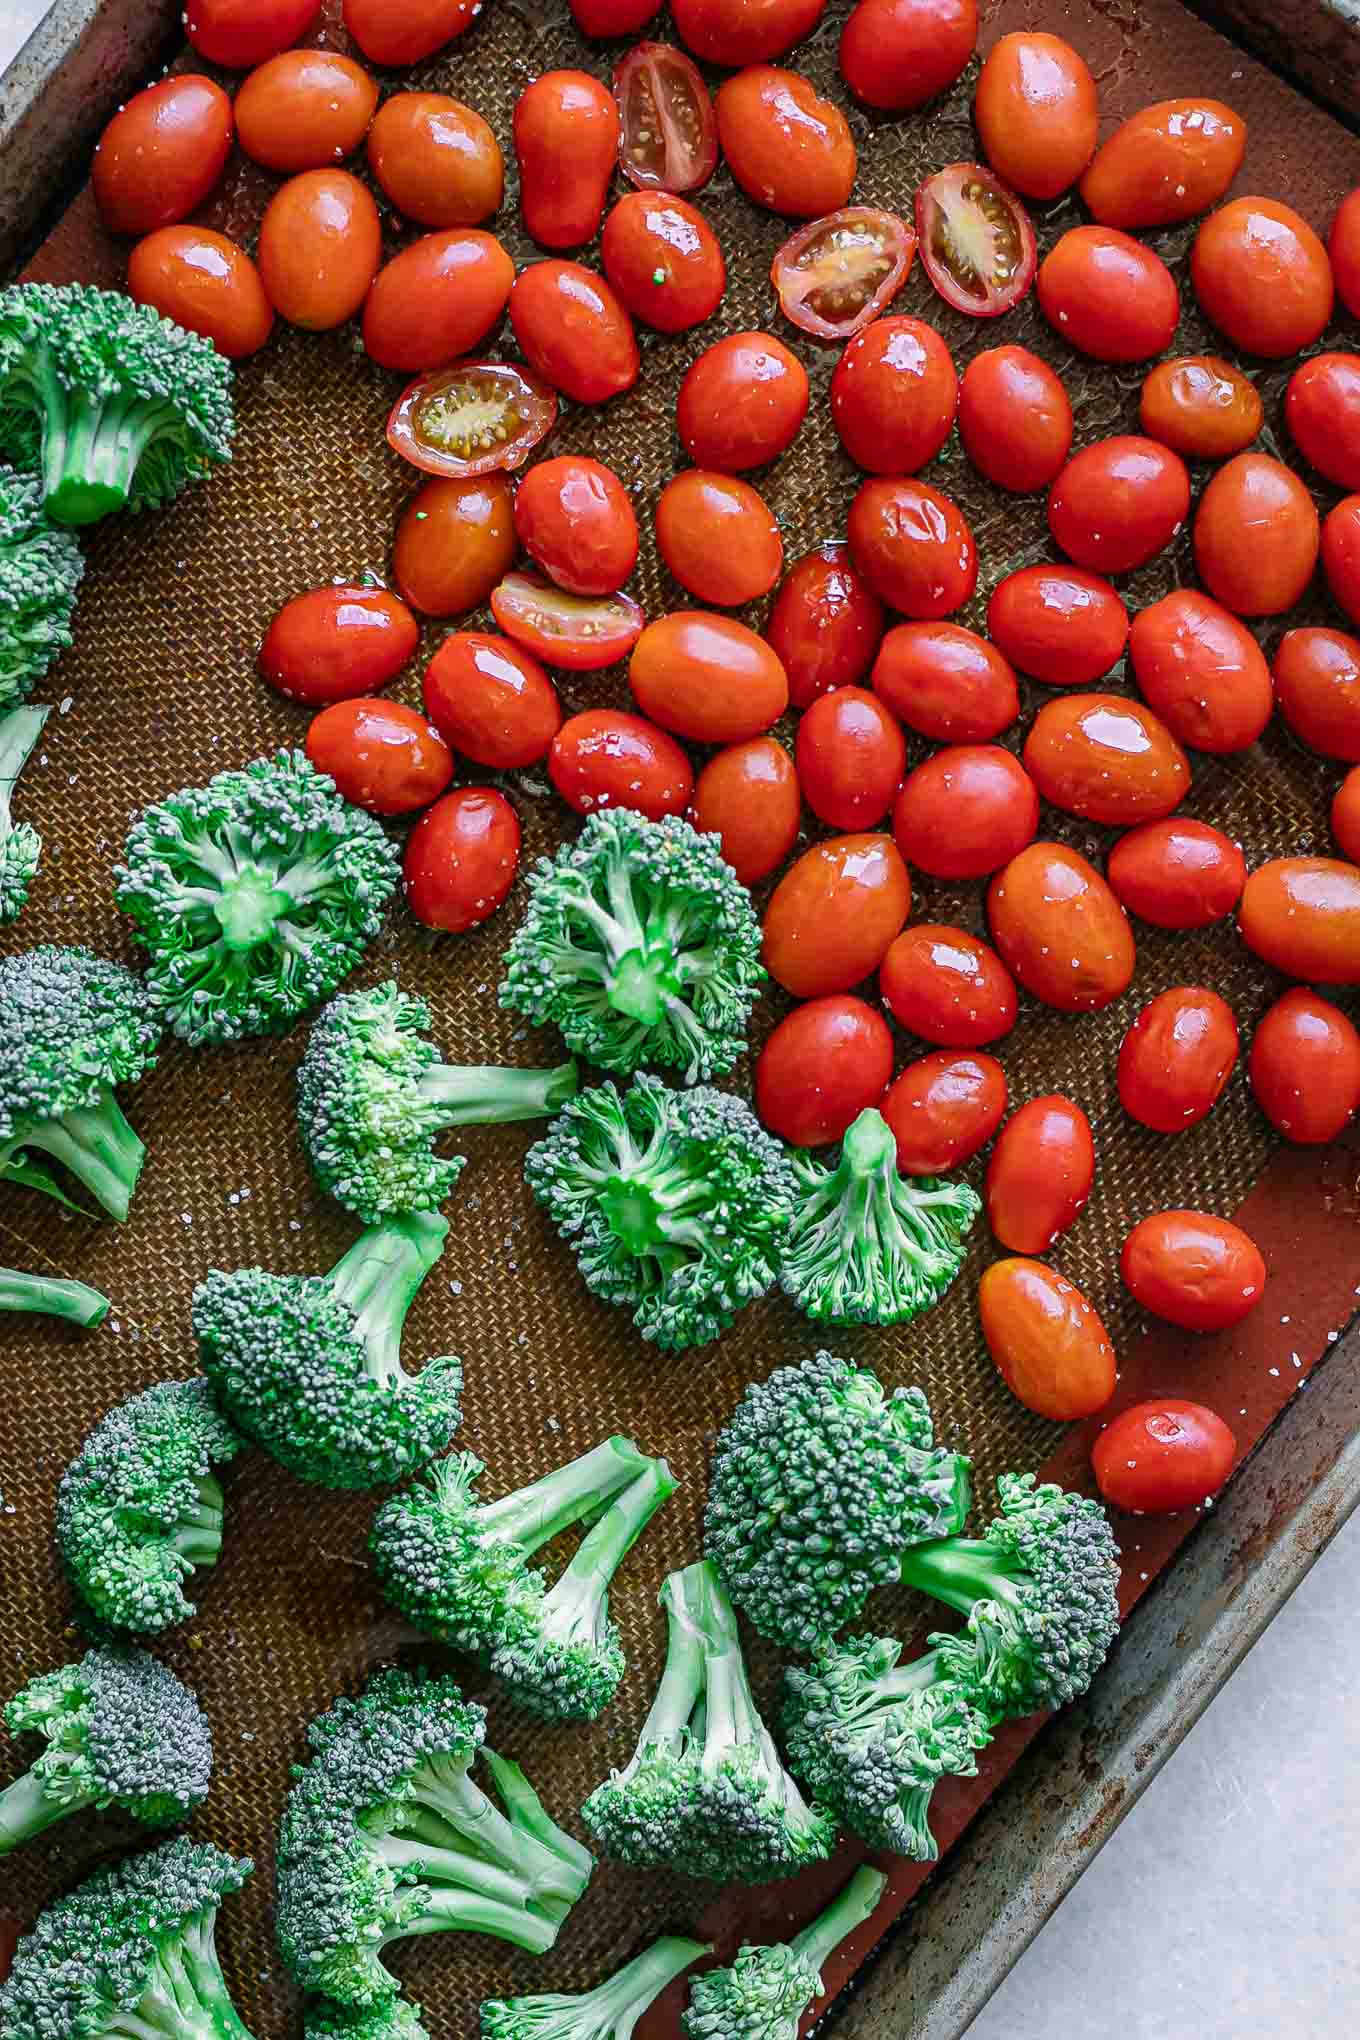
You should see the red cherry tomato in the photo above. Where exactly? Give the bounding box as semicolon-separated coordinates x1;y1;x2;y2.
403;787;521;932
766;543;885;708
1121;1211;1265;1333
1249;987;1360;1144
872;622;1019;740
1271;628;1360;762
1284;353;1360;490
880;924;1017;1047
258;169;381;331
1107;819;1246;931
986;566;1127;689
881;1050;1007;1174
958;346;1072;494
387;361;557;482
1193;453;1319;618
673;0;827;69
1330;187;1360;317
1239;857;1360;985
492;572;645;673
362;231;514;374
763;834;911;996
185;0;320;66
549;710;693;821
1080;99;1246;228
234;52;378;174
974;32;1098;201
510;263;639;406
1025;694;1190;827
260;586;418;707
847;477;977;619
367;94;503;228
92;76;233;238
344;0;475;65
392;475;516;620
306;698;453;817
1037;225;1179;362
423;633;562;768
773;208;916;343
796;687;906;830
988;842;1136;1013
716;68;856;219
677;331;809;473
1094;1401;1235;1514
893;745;1038;880
689;737;800;885
915;163;1036;317
514;457;639;598
613;43;717;193
1191;196;1333;359
839;0;976;111
1334;767;1360;863
514;72;619;252
830;315;957;475
1139;354;1262;460
980;1258;1116;1420
1127;592;1272;756
1118;985;1239;1135
1322;495;1360;628
630;612;789;744
1048;437;1190;577
755;997;894;1147
601;193;726;334
656;473;782;608
984;1095;1094;1254
127;226;274;359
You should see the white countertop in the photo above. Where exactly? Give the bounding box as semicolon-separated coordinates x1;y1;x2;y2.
0;2;56;74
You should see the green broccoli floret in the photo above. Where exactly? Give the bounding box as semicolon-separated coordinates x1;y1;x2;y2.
115;749;401;1047
0;462;83;706
681;1865;886;2040
0;1264;108;1325
0;1833;255;2040
0;1643;212;1855
298;980;578;1223
582;1560;835;1886
275;1667;593;2006
500;810;762;1083
0;282;233;527
0;704;49;922
55;1378;244;1635
704;1352;973;1652
481;1934;712;2039
307;2000;431;2040
192;1209;460;1490
525;1073;794;1352
0;943;161;1222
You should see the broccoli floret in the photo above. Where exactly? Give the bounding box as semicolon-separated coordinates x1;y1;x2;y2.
115;749;401;1047
0;1833;255;2040
0;704;50;922
704;1352;973;1652
481;1934;711;2039
298;980;578;1223
681;1865;886;2040
0;944;161;1222
193;1210;460;1490
0;282;233;527
582;1560;835;1886
56;1378;244;1635
782;1108;981;1325
276;1667;593;2006
0;1264;108;1325
500;810;762;1084
0;1644;212;1855
525;1073;794;1353
0;462;83;707
307;2001;431;2040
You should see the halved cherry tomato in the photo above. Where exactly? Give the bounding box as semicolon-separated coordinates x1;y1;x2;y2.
915;163;1036;317
306;699;453;817
93;76;233;238
773;209;915;343
689;737;800;884
510;262;640;405
673;0;827;68
880;925;1017;1047
367;94;503;228
234;52;377;174
1194;454;1319;617
986;566;1128;689
984;1096;1094;1254
1080;99;1245;228
1037;225;1179;362
1191;196;1333;359
766;543;885;708
988;842;1136;1013
1331;187;1360;317
613;43;716;193
492;572;645;673
677;331;809;472
881;1050;1007;1175
1285;353;1360;490
847;477;977;618
1121;1211;1265;1332
1322;494;1360;626
1139;355;1262;459
258;170;381;331
1239;857;1360;985
363;232;514;375
127;227;274;359
716;68;856;219
830;315;957;474
344;0;475;65
796;687;906;830
1094;1401;1236;1513
1334;768;1360;862
185;0;320;66
893;745;1038;880
260;586;419;706
403;787;520;932
601;193;726;334
839;0;977;111
1025;695;1189;827
392;475;516;618
1049;437;1190;576
630;612;789;743
1271;627;1360;762
871;622;1019;740
424;633;562;768
763;834;911;996
1128;589;1273;754
514;457;639;598
980;1258;1116;1420
755;996;894;1147
387;360;557;480
514;72;619;252
1118;986;1239;1134
656;472;782;608
1107;819;1246;930
1249;987;1360;1143
549;710;693;820
974;33;1098;201
958;346;1072;494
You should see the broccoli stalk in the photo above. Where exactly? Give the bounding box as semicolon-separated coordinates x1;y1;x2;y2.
0;703;48;923
481;1933;712;2039
682;1866;887;2040
0;1264;108;1325
0;461;83;707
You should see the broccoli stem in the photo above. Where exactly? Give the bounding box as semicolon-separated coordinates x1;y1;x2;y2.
41;384;171;528
392;1751;587;1913
898;1539;1021;1618
790;1864;888;1977
571;1935;714;2031
211;866;295;949
325;1211;448;1388
415;1059;579;1126
480;1749;595;1915
477;1437;654;1558
0;1765;76;1853
9;1088;146;1223
383;1887;559;1958
165;1475;225;1568
0;703;48;830
561;869;683;1025
144;1911;258;2040
536;1459;677;1652
635;1565;711;1754
0;1266;109;1326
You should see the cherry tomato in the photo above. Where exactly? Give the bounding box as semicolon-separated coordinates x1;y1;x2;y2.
766;543;885;708
773;209;915;343
306;698;453;817
234;52;377;174
755;997;894;1147
1118;986;1239;1134
656;473;782;608
387;360;557;481
872;622;1019;739
796;687;906;830
510;263;640;406
1037;226;1179;363
424;633;561;768
974;33;1098;201
1330;186;1360;317
257;170;381;331
403;787;520;932
184;0;320;65
1334;768;1360;863
986;567;1128;689
1107;819;1246;931
958;346;1072;494
915;163;1036;317
492;572;646;672
601;193;726;334
260;586;419;706
363;232;515;375
1283;355;1359;498
1272;628;1360;762
613;43;716;193
514;72;619;253
1239;857;1360;985
1139;355;1262;460
367;94;503;228
830;315;957;475
1121;1211;1264;1333
630;612;789;743
514;457;640;598
715;68;856;219
763;833;911;996
127;226;274;359
984;1096;1094;1254
673;0;827;68
1094;1401;1235;1513
1249;987;1360;1143
92;77;232;238
839;0;975;110
1048;438;1190;577
392;475;517;618
894;745;1038;880
988;842;1136;1013
881;1050;1007;1175
1191;196;1333;359
880;924;1017;1047
1080;99;1245;229
677;331;809;472
1194;453;1319;617
344;0;475;65
1323;496;1360;631
847;478;977;619
1128;590;1273;755
549;710;693;820
689;737;800;884
979;1258;1115;1420
1024;694;1190;827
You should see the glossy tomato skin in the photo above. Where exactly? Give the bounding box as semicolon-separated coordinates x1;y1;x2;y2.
234;52;377;174
258;169;382;330
1272;627;1360;762
92;76;232;237
392;475;516;618
915;163;1036;317
491;572;644;672
1048;437;1190;576
1107;819;1246;930
1249;987;1360;1143
1037;226;1179;363
387;361;557;482
673;0;827;68
655;472;782;608
893;745;1038;880
514;456;639;598
677;331;809;471
1024;694;1190;827
974;32;1098;201
305;699;454;817
1128;589;1273;755
127;227;274;359
980;1258;1116;1421
830;316;958;475
1335;767;1360;862
510;263;640;405
847;478;977;619
1191;196;1333;358
1122;1212;1265;1332
1330;187;1360;316
986;565;1128;688
715;68;856;219
763;833;911;996
1080;99;1245;229
601;193;726;334
1238;857;1360;985
184;0;320;65
367;95;503;228
796;687;906;830
549;710;693;820
766;543;885;707
984;1095;1094;1254
881;1051;1007;1175
514;72;619;252
1284;353;1360;489
689;737;800;884
873;622;1019;739
755;997;894;1147
958;346;1072;493
988;842;1136;1012
1193;453;1319;617
1118;986;1239;1134
362;232;514;374
1139;355;1262;459
839;0;976;110
403;787;520;932
260;587;419;706
423;633;561;768
1322;494;1360;627
344;0;475;65
880;924;1017;1047
613;44;716;192
772;208;915;343
630;612;789;744
1094;1401;1235;1513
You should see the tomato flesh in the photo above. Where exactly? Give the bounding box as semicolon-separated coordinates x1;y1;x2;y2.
492;571;645;673
772;207;915;341
387;360;557;479
916;163;1036;316
614;42;717;193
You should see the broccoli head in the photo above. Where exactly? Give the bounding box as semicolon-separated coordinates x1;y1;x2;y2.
0;1264;109;1326
525;1073;794;1353
704;1352;973;1652
56;1377;244;1635
681;1865;886;2040
307;2001;431;2040
276;1667;593;2005
500;810;762;1084
0;281;233;527
481;1934;711;2039
0;704;49;923
115;749;401;1046
0;461;83;707
298;980;578;1222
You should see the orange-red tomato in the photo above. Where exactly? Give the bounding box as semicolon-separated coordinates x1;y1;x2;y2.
1093;1401;1235;1513
979;1258;1116;1420
367;94;504;227
763;833;911;996
871;622;1019;739
1191;196;1333;358
260;586;419;706
1128;590;1273;755
674;0;827;68
387;361;557;482
1049;437;1190;577
1272;627;1360;762
492;573;645;672
92;76;232;237
689;737;801;884
1117;985;1239;1133
847;477;977;619
630;613;788;744
1121;1211;1265;1332
839;0;976;110
893;745;1038;880
1037;226;1179;363
1107;819;1246;930
234;52;377;173
257;169;381;330
185;0;320;65
984;1095;1094;1254
514;72;619;252
1285;352;1360;489
880;924;1016;1047
915;162;1037;318
1138;354;1262;459
755;996;894;1147
127;226;274;359
391;475;517;619
986;565;1128;689
1080;99;1245;228
423;633;561;768
1193;453;1319;617
510;263;640;405
830;315;958;476
988;842;1136;1012
613;42;717;192
655;472;782;608
796;686;906;830
715;68;856;219
772;206;916;343
766;543;885;708
515;457;639;598
403;786;520;931
1024;694;1190;826
1331;186;1360;316
306;698;453;817
1238;857;1360;985
1335;767;1360;862
974;32;1098;201
362;232;514;374
344;0;475;64
1322;494;1360;627
677;331;809;472
1249;987;1360;1143
549;710;693;820
881;1050;1007;1175
601;193;727;334
958;346;1072;493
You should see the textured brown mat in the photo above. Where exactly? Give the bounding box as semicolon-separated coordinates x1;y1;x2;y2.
3;0;1360;2032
